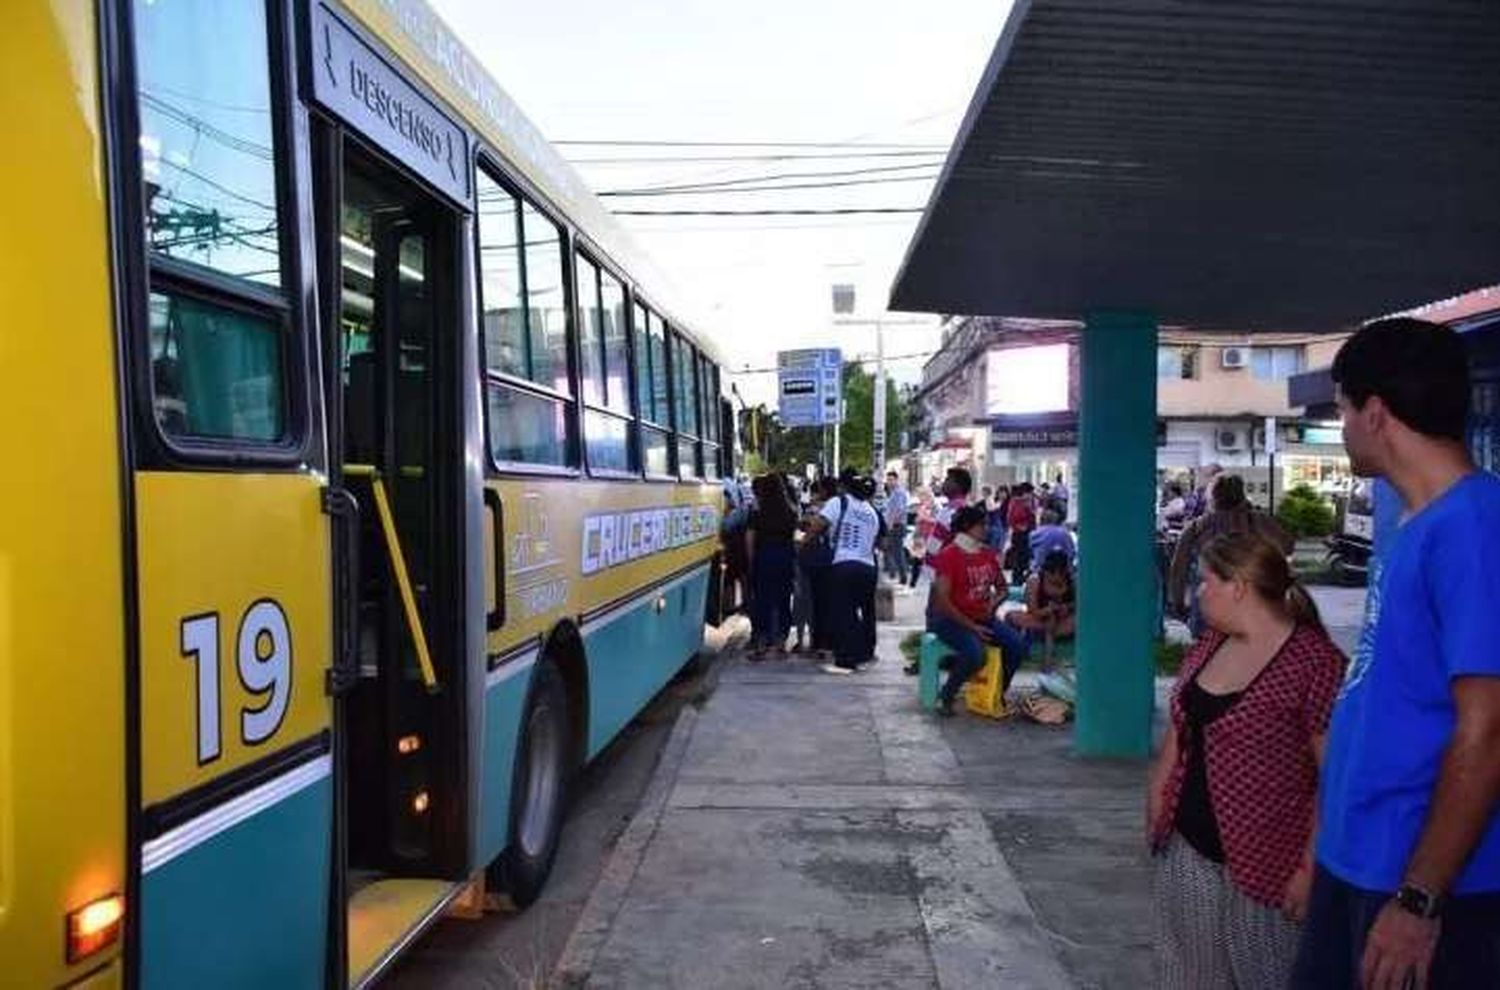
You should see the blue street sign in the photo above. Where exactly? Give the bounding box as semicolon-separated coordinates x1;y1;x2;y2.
777;348;842;427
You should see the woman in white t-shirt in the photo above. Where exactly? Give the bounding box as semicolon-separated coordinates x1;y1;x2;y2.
805;470;884;673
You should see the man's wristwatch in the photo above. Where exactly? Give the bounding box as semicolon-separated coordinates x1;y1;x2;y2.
1393;883;1444;920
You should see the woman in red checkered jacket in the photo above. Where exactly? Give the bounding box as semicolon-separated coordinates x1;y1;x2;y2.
1146;531;1347;988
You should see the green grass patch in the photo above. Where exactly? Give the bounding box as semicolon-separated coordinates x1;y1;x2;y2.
1156;639;1188;676
899;631;923;664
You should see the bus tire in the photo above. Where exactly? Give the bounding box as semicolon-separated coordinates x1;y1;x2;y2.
490;661;571;909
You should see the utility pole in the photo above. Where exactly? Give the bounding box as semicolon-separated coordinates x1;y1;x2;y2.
829;280;927;477
1265;416;1278;516
872;316;886;473
833;404;842;475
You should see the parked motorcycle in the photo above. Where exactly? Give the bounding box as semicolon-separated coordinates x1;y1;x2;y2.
1325;481;1373;587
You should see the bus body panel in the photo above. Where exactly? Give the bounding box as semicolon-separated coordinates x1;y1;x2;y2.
476;660;534;866
131;472;334;985
581;566;710;758
140;766;331;990
485;477;720;659
134;473;334;805
0;0;128;983
475;476;717;857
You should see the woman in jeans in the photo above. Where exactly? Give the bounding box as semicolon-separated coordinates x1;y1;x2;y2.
1146;531;1346;988
745;473;799;659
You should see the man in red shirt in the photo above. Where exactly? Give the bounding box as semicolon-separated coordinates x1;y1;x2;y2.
927;505;1029;715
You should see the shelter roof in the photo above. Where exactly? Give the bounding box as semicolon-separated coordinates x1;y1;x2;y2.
891;0;1500;330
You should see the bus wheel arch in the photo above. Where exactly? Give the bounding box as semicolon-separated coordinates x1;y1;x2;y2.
487;626;582;909
544;620;590;773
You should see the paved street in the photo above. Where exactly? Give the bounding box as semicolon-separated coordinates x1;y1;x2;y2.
386;658;723;989
551;588;1148;990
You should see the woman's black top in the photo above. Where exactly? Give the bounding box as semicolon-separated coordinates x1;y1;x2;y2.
1174;677;1243;863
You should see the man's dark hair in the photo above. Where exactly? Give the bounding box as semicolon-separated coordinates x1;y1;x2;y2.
946;466;973;496
951;504;988;534
1332;318;1470;442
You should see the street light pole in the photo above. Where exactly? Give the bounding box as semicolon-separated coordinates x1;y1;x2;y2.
873;316;886;473
833;406;841;474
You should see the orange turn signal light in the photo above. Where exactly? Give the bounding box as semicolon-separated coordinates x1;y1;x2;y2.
67;894;124;963
397;734;422;754
412;790;430;814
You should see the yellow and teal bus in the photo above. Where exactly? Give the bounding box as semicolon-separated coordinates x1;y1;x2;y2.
3;1;737;985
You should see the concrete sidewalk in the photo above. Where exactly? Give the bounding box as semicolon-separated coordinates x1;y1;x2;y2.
552;587;1156;989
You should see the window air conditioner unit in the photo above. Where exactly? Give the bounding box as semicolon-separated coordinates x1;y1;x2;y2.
1221;346;1249;369
1216;427;1246;452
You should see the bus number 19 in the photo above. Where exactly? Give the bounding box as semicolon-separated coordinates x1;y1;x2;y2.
180;600;293;764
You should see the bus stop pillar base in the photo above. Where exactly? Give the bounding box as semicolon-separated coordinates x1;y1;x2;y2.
1074;310;1158;759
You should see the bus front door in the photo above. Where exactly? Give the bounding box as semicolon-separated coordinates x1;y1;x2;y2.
325;139;474;986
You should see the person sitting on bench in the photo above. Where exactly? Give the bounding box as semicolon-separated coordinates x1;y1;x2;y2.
1005;550;1076;672
925;505;1029;716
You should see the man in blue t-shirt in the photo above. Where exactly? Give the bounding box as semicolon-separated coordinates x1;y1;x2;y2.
1293;319;1500;989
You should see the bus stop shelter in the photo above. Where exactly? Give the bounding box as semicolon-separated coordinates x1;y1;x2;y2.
891;0;1500;757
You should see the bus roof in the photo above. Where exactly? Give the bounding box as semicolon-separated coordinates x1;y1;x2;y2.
342;0;723;365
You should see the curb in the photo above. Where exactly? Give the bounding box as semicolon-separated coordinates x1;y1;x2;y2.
549;700;701;988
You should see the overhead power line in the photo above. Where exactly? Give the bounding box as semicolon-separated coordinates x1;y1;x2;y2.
600;172;939;198
600;160;943;196
612;207;926;217
567;150;947;165
555;139;948;150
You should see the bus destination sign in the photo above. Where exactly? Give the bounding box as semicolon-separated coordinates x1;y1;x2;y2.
312;4;472;207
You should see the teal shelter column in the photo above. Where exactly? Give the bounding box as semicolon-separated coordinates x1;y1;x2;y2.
1075;310;1158;757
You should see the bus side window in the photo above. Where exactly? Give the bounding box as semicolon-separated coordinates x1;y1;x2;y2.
700;355;721;480
634;302;671;477
671;331;701;479
576;254;635;474
132;0;299;452
476;165;574;468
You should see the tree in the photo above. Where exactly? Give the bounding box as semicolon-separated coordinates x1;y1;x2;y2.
835;362;906;474
1275;483;1336;539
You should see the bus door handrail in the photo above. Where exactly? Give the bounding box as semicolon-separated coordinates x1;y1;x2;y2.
343;463;440;693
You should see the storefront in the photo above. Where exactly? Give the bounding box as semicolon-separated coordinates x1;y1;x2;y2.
984;413;1079;492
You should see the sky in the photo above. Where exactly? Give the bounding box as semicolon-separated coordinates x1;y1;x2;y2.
430;0;1015;406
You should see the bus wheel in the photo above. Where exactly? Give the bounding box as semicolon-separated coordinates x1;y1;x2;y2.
490;661;571;908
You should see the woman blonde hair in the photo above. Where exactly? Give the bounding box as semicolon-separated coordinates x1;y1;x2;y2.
1198;530;1324;636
